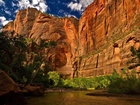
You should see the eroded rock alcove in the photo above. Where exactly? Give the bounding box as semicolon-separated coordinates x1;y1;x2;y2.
2;0;140;77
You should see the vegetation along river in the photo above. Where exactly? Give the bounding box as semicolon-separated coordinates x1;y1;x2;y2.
27;91;140;105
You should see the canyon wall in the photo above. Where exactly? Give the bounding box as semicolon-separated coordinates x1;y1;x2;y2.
2;0;140;77
79;0;140;55
2;8;79;77
78;0;140;77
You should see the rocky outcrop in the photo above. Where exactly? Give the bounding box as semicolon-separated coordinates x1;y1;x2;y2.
2;0;140;77
78;29;140;77
0;70;26;105
21;85;45;96
78;0;140;76
79;0;140;55
3;8;79;77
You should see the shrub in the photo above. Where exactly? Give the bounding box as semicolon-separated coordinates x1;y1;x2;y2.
47;71;60;87
107;69;140;94
62;76;110;90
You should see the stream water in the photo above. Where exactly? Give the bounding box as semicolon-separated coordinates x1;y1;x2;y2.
27;91;140;105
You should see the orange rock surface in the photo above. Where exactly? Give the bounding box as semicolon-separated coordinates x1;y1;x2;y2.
2;0;140;77
3;8;79;77
78;0;140;77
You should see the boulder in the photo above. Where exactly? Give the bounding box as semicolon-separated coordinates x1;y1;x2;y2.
0;70;26;105
21;85;45;96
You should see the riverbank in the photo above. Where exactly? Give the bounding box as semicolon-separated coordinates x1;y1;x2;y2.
27;90;140;105
45;88;140;98
86;90;140;98
45;87;85;92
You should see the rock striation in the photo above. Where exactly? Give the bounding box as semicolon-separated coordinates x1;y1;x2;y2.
79;0;140;55
2;0;140;77
3;8;79;77
78;0;140;76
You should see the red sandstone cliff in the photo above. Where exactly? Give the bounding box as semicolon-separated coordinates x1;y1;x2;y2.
2;0;140;77
78;0;140;76
3;8;79;77
79;0;140;55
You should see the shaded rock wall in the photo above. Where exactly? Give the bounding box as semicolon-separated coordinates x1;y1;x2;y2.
3;8;79;77
2;0;140;77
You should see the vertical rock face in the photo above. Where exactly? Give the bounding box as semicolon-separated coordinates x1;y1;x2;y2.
79;0;140;55
79;30;140;77
3;8;79;77
2;0;140;77
78;0;140;76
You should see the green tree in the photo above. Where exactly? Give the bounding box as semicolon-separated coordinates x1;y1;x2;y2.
0;32;56;85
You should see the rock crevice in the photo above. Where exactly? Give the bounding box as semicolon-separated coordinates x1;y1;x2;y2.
2;0;140;77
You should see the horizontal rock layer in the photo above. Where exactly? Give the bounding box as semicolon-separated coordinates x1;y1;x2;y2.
2;0;140;77
77;0;140;77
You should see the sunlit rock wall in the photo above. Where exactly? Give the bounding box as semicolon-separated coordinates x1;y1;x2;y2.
78;0;140;77
2;0;140;77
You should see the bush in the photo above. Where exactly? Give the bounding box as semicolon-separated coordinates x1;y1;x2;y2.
32;70;49;87
107;69;140;94
62;76;110;90
47;71;60;87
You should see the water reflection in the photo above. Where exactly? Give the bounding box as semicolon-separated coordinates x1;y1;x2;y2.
27;91;140;105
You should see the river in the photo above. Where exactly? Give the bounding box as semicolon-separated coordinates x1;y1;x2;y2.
27;91;140;105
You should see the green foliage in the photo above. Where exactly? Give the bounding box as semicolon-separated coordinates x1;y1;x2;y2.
107;69;140;94
48;69;140;95
0;32;56;86
62;76;110;89
22;76;28;84
33;70;49;87
107;46;140;94
0;32;27;79
95;76;110;88
107;71;124;93
47;71;60;87
49;40;57;47
1;31;140;95
130;46;140;63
